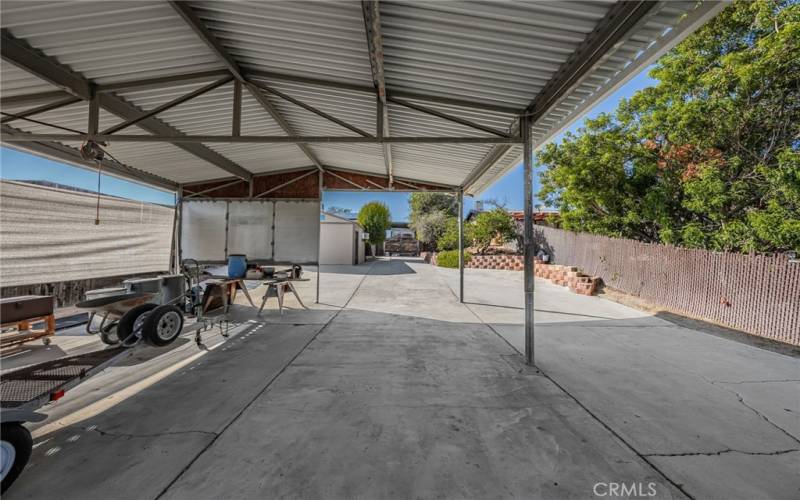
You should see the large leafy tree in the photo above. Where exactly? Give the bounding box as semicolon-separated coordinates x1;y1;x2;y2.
537;0;799;253
408;192;457;249
357;202;392;246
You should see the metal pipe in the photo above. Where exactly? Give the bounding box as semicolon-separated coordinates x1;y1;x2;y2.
522;115;534;366
0;132;523;144
458;189;464;303
316;169;323;304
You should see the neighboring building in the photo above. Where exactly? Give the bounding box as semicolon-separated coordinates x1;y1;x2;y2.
508;210;560;226
386;221;414;239
319;212;366;265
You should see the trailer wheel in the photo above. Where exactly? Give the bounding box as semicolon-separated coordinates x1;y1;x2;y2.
117;303;158;345
1;423;32;493
142;305;184;346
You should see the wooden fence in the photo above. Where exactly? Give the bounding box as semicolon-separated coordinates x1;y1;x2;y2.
533;227;800;345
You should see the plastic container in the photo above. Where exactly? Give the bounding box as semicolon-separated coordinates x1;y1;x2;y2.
227;255;247;278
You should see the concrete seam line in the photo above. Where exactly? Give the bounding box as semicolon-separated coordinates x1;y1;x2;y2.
153;260;377;500
454;291;696;500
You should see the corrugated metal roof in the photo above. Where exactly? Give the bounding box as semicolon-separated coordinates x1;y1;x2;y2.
0;0;722;193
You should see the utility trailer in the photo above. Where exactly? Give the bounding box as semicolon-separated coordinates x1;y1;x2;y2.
0;347;128;492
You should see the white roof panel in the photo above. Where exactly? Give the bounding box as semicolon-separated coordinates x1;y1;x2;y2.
0;0;724;192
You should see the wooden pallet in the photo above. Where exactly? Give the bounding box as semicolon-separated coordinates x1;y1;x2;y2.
0;314;56;348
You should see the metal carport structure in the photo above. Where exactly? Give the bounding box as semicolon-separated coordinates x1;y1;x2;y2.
0;0;726;364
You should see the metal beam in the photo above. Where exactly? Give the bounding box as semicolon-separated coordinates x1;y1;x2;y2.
96;69;231;93
245;83;324;168
97;94;252;181
169;1;245;81
0;132;523;144
522;115;534;366
387;96;510;137
362;0;394;186
0;96;81;125
524;1;657;119
325;169;368;190
101;75;233;135
1;90;73;108
1;126;177;191
184;178;245;198
250;81;373;137
246;69;521;115
1;29;91;100
462;0;658;193
168;1;324;171
232;80;242;136
255;168;318;198
1;30;252;182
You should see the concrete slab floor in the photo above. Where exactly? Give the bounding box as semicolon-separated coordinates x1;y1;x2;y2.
3;258;797;499
438;265;800;500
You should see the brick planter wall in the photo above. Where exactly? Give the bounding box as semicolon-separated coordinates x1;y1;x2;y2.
466;254;523;271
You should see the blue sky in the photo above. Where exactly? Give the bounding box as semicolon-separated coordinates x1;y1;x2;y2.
1;69;655;219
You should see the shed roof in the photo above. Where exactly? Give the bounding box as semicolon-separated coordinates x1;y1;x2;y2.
1;1;725;194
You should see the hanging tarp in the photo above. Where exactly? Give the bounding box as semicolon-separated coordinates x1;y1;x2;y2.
0;180;174;287
180;199;318;264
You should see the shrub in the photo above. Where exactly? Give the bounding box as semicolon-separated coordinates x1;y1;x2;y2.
436;217;474;251
471;208;516;253
435;250;472;268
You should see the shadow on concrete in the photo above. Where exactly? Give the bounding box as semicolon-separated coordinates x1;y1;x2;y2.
7;301;799;500
655;311;800;357
320;260;416;275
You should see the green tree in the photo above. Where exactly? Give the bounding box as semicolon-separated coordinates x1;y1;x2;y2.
408;192;457;222
408;192;458;250
411;210;450;249
471;209;516;254
357;202;392;247
537;0;800;253
436;216;474;251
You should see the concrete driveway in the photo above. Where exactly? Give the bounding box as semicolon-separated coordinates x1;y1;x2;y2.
4;258;798;499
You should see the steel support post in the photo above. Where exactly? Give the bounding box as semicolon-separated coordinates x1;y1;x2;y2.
457;189;464;303
522;115;535;365
176;186;184;273
316;169;323;304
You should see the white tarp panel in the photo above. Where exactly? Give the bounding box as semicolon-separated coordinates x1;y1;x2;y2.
0;180;174;287
227;200;273;260
274;200;319;263
181;200;227;261
179;199;318;264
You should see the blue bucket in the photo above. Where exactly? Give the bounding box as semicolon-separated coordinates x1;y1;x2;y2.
227;254;247;279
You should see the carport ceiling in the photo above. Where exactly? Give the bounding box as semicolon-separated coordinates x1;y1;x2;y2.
0;1;725;193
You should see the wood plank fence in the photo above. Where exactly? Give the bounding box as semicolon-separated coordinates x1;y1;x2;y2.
533;227;800;345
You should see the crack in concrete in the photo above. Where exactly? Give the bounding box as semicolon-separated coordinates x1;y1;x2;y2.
714;379;800;385
645;448;799;458
91;427;217;440
711;383;800;444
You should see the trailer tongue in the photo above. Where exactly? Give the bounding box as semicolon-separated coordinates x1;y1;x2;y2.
1;346;128;492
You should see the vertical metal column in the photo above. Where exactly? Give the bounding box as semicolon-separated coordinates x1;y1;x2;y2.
176;186;183;273
522;114;535;365
316;169;322;303
457;189;464;303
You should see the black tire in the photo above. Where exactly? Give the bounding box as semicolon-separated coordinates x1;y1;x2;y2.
117;303;158;344
1;423;32;493
142;305;184;346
